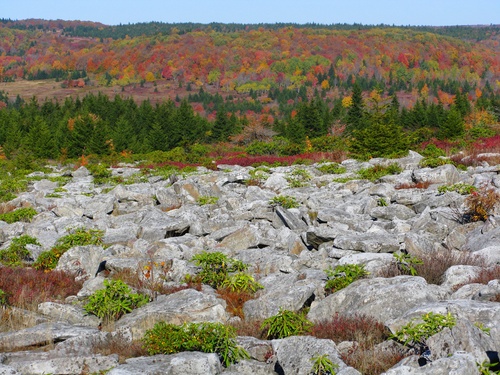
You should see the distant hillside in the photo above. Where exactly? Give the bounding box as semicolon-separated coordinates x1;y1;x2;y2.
0;20;499;102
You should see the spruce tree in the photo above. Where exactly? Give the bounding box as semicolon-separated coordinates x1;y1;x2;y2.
346;83;366;133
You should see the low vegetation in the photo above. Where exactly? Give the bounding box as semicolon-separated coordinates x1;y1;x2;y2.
324;264;369;294
84;279;149;323
142;321;249;367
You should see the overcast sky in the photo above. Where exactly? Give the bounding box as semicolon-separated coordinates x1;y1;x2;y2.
2;0;499;26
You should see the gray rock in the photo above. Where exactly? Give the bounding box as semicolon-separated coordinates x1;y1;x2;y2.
115;289;229;339
369;204;417;221
83;195;115;218
37;302;100;328
0;322;99;352
223;359;277;375
464;226;500;252
333;232;400;253
218;225;263;251
382;352;480;374
243;273;320;320
306;223;349;249
55;245;105;279
308;276;447;324
441;265;482;289
72;166;91;178
338;253;394;275
0;364;21;375
412;164;460;185
272;336;360;375
274;206;308;231
474;246;500;265
426;318;497;363
108;352;222;375
7;354;119;375
386;300;500;350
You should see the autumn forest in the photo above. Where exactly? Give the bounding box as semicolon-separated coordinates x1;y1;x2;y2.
1;19;500;165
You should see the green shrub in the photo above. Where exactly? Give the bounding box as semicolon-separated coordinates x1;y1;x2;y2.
286;168;312;188
390;312;456;350
317;163;346;175
142;321;249;367
33;227;104;270
438;182;477;195
0;235;40;266
0;207;37;224
0;289;8;306
269;195;299;209
87;163;112;179
419;157;449;168
310;354;338;375
421;144;446;158
0;176;28;203
220;272;263;293
357;163;402;181
261;308;313;339
393;252;423;276
197;196;219;205
187;251;248;289
325;264;368;294
84;279;149;322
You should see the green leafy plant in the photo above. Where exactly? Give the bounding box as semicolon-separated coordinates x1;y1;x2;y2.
187;251;248;289
286;168;312;188
220;272;263;293
33;227;104;270
324;264;368;294
477;360;500;374
197;196;219;205
317;163;346;175
419;157;450;168
0;289;9;306
0;235;40;266
390;312;456;351
142;321;249;367
474;322;491;336
261;308;313;339
84;279;149;322
269;195;299;209
0;207;38;224
357;163;402;181
438;182;477;195
310;354;338;375
377;198;388;206
393;252;423;276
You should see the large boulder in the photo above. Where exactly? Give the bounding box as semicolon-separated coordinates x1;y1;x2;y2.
272;336;360;375
115;289;229;339
108;352;222;375
243;272;320;321
308;276;448;324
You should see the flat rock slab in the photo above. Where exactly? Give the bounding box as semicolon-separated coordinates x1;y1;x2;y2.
115;288;229;339
0;322;99;352
107;352;222;375
308;276;448;324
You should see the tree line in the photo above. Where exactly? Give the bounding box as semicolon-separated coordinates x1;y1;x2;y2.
1;86;498;161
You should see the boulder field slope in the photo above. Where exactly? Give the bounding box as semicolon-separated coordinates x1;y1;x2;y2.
0;151;499;374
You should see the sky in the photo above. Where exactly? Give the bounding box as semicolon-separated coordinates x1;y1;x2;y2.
2;0;500;26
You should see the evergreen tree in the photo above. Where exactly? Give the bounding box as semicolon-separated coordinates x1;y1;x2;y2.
438;108;465;140
345;83;366;133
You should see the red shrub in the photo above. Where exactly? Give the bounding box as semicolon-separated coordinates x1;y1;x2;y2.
0;267;83;309
311;313;388;348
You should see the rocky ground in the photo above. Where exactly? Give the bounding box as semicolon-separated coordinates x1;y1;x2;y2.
0;151;499;374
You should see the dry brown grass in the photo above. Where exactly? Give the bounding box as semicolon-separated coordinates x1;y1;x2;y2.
466;265;500;286
341;345;407;375
90;333;147;363
216;288;256;319
395;181;433;190
379;250;485;285
231;319;266;339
